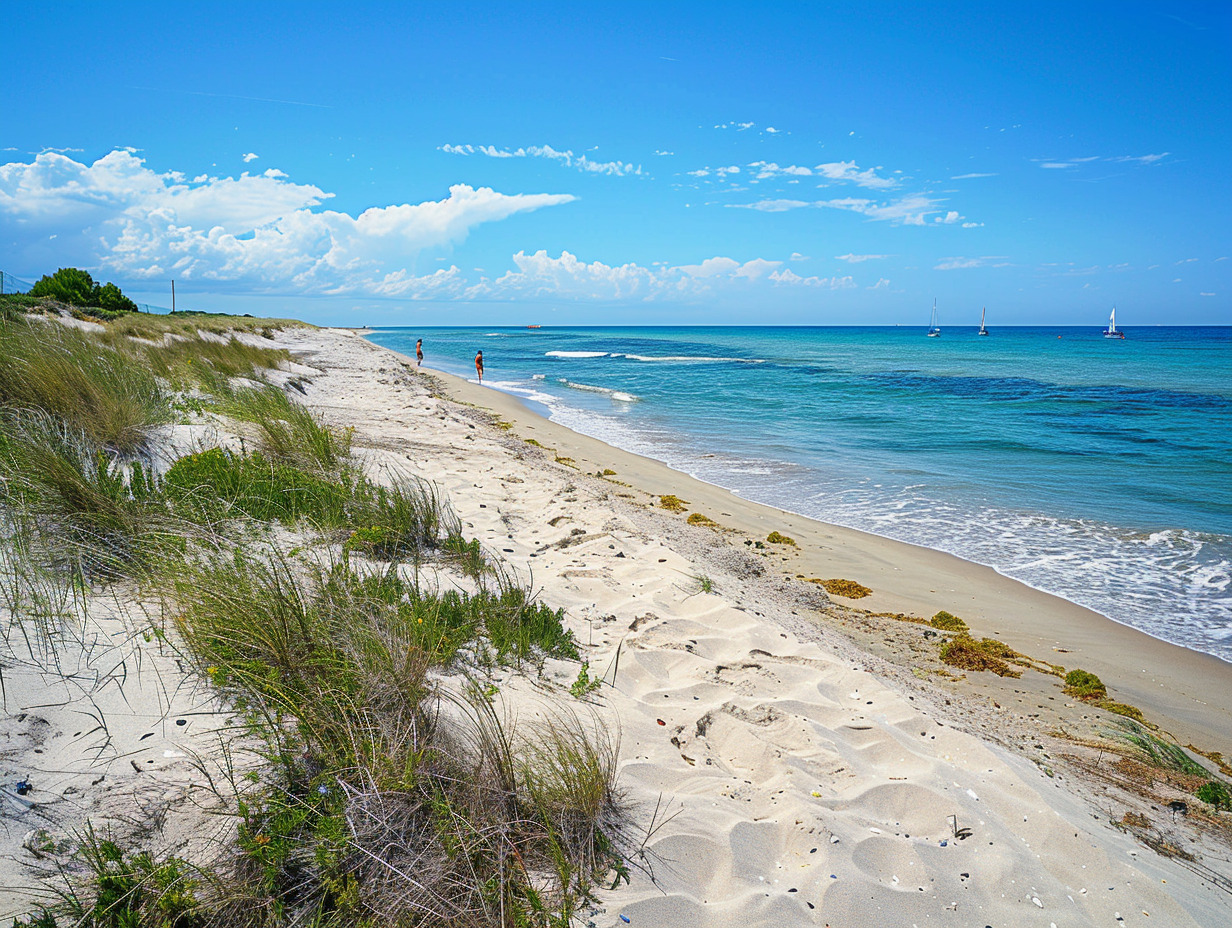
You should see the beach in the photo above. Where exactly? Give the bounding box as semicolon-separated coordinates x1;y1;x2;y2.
292;328;1232;924
3;322;1231;926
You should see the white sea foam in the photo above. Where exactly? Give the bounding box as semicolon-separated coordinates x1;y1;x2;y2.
545;350;610;358
556;379;639;401
616;353;766;363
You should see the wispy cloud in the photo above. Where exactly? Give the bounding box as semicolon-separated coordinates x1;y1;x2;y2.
241;152;259;163
951;172;997;179
440;143;643;177
731;193;963;226
835;253;891;263
935;255;1010;270
1035;153;1169;169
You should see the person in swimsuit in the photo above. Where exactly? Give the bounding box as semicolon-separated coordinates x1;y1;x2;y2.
475;350;484;382
415;338;423;366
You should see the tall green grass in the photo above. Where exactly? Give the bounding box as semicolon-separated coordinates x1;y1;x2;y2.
0;411;183;577
0;315;169;453
152;548;615;926
124;333;292;391
215;384;350;473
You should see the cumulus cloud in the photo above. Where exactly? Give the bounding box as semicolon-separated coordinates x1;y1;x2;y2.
441;143;643;177
0;150;575;293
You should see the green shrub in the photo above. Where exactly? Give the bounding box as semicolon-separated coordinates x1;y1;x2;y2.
28;268;138;312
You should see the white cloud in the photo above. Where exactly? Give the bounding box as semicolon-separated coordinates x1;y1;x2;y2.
654;150;674;156
1109;153;1170;164
789;252;808;261
935;210;961;224
0;150;575;293
1200;292;1215;296
242;152;259;163
869;278;890;289
951;172;997;179
440;143;643;177
814;161;896;189
961;221;984;228
471;250;853;301
934;255;1009;270
835;253;890;263
1036;153;1168;170
730;193;952;225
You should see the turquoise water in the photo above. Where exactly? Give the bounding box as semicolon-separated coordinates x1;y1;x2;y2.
366;326;1232;662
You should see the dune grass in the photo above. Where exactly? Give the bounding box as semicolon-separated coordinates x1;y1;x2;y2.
0;411;185;578
126;332;292;390
215;384;351;473
0;314;169;453
148;547;613;926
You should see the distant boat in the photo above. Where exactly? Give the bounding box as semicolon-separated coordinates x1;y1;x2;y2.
526;324;542;329
927;299;941;337
1103;306;1125;339
978;306;989;336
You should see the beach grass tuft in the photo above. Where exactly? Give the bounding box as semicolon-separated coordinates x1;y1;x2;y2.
0;314;170;454
215;383;351;473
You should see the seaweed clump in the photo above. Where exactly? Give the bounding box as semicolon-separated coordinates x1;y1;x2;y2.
816;578;872;599
658;494;689;512
930;610;968;632
939;635;1023;678
766;531;797;547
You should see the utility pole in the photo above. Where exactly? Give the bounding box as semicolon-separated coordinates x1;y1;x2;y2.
171;279;176;313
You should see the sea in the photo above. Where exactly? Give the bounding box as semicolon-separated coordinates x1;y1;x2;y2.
365;326;1232;664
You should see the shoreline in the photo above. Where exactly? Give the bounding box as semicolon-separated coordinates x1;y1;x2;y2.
407;356;1232;758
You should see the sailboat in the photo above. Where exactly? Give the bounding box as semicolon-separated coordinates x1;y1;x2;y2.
978;306;989;336
1103;306;1125;339
927;299;941;337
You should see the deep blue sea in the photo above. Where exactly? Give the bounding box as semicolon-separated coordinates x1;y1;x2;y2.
366;326;1232;663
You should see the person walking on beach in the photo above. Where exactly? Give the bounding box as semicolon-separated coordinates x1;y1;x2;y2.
475;350;484;382
415;338;423;366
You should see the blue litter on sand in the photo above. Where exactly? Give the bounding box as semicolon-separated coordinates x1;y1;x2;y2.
620;916;630;923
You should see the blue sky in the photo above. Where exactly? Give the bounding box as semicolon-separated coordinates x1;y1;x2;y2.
1;1;1228;325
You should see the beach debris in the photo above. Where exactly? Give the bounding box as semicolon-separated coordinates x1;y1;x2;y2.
15;779;32;796
812;577;871;598
1169;800;1189;819
766;531;797;547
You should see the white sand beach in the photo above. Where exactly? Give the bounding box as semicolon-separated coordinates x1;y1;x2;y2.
3;323;1231;926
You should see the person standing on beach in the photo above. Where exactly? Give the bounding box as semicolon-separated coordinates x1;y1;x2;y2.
415;338;423;366
475;350;484;382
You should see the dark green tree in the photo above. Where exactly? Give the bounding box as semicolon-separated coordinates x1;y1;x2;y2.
29;267;97;305
28;268;139;312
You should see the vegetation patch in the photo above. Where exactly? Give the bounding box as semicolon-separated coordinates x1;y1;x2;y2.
658;494;689;512
28;267;139;314
766;531;796;547
0;314;170;453
815;578;872;599
1195;780;1232;811
939;635;1023;677
930;610;968;632
1063;668;1107;700
687;512;720;528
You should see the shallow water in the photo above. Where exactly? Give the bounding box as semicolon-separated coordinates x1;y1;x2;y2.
367;325;1232;662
